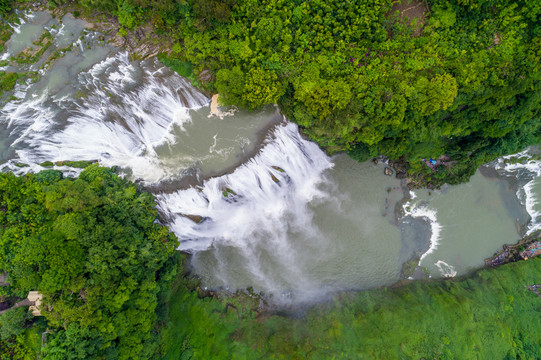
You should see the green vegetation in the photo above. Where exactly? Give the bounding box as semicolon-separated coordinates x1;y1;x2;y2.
157;54;198;87
0;0;10;15
0;72;21;93
0;166;179;359
0;308;31;342
27;0;540;185
39;161;54;167
0;308;44;360
161;257;541;359
11;31;53;65
0;8;45;99
1;1;541;358
2;1;540;185
55;160;96;168
174;0;541;186
0;71;40;99
1;169;541;359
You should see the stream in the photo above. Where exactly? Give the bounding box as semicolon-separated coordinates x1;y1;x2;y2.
1;11;540;305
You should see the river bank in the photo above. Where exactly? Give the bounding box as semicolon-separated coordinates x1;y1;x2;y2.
12;1;174;61
2;6;541;308
161;250;541;359
485;231;541;267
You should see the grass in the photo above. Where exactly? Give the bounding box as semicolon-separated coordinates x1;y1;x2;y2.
160;256;541;359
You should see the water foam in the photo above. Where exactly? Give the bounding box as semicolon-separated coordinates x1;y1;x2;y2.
1;52;209;182
493;150;541;235
157;122;335;302
434;260;457;278
402;194;442;264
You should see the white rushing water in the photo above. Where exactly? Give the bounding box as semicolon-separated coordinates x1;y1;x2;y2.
402;193;442;263
401;192;460;278
1;12;278;183
3;10;541;305
157;123;336;301
156;122;405;304
1;52;209;181
494;150;541;235
158;122;333;250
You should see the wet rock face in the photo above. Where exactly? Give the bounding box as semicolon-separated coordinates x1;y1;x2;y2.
384;167;393;176
387;159;408;180
180;213;205;224
198;69;213;84
395;170;407;179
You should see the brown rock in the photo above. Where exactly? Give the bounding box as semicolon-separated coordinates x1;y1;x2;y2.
180;213;204;223
384;167;393;176
396;171;406;179
198;70;213;83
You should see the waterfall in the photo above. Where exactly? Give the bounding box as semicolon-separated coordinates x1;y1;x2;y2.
1;52;209;181
157;122;337;302
494;150;541;235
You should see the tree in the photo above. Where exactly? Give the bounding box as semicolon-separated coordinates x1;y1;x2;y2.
0;166;179;359
0;308;30;341
241;67;286;109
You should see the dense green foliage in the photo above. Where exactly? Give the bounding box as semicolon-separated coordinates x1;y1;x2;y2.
3;0;541;184
0;72;19;93
38;0;541;185
0;308;30;341
0;308;43;360
0;167;179;359
162;257;541;359
0;0;10;15
180;0;541;185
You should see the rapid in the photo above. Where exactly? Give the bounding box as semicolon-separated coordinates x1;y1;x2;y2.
2;11;540;305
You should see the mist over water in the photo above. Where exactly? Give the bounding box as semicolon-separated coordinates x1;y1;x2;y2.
158;124;403;303
2;11;541;305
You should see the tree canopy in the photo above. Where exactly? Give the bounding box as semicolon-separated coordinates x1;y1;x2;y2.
0;166;179;359
3;0;541;184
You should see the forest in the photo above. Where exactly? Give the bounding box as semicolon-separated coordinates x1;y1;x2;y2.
0;169;541;359
1;0;541;359
4;0;537;185
0;167;179;359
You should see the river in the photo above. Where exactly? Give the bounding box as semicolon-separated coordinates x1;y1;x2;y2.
1;11;540;305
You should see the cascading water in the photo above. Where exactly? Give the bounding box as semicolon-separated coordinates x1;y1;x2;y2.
158;123;334;252
3;11;541;306
493;150;541;235
1;12;279;183
2;52;210;181
159;123;339;303
157;123;405;303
